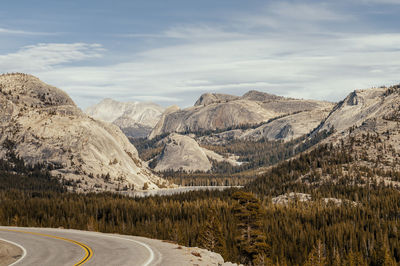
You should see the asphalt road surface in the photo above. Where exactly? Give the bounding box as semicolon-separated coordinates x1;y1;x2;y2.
0;226;181;266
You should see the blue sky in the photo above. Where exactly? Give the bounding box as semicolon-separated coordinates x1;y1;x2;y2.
1;0;400;109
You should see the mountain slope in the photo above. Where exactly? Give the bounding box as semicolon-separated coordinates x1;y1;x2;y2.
149;90;333;139
0;73;167;192
319;86;400;177
197;107;331;144
86;98;164;138
151;133;239;172
249;85;400;195
318;87;393;134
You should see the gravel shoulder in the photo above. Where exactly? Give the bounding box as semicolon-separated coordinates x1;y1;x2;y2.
0;239;23;266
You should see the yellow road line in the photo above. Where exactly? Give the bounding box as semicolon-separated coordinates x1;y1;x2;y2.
0;228;93;265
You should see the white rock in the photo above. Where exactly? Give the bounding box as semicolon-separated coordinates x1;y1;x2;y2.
149;90;334;140
154;133;212;172
0;73;168;192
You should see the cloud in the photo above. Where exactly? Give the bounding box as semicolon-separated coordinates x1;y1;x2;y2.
268;2;350;22
1;1;400;109
235;2;352;33
35;31;400;108
0;43;104;72
0;27;54;36
117;25;247;41
129;95;183;102
357;0;400;4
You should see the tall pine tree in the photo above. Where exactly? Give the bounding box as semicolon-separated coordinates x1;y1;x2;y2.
232;191;270;266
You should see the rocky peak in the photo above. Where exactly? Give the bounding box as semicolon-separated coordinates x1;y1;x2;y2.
0;73;75;108
319;86;398;135
194;93;240;106
241;90;284;102
0;74;168;192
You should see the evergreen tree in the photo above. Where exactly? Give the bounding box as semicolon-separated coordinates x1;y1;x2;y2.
232;191;270;265
198;209;226;257
343;251;367;266
372;243;397;266
303;240;327;266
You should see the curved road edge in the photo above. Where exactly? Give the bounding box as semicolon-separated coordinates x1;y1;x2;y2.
0;237;26;266
0;226;228;266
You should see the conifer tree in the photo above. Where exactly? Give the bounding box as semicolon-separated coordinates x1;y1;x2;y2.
198;209;226;257
343;251;367;266
373;243;397;266
232;191;270;265
303;240;327;266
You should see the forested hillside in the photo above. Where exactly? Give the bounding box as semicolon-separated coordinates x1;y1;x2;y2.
1;145;399;265
132;127;333;186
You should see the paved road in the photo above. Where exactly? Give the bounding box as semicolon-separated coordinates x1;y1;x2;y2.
0;226;163;266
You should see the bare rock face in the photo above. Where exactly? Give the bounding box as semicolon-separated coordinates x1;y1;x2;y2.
301;86;400;186
148;105;180;140
194;93;240;106
0;73;168;192
86;98;164;138
153;133;240;172
149;90;333;139
197;106;333;145
241;90;284;102
319;88;390;134
154;134;212;172
240;108;331;141
272;192;357;206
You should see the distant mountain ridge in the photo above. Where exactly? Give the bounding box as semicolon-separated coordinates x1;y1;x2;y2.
86;98;164;138
149;90;334;140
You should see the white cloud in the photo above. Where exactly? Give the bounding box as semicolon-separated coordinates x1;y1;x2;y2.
35;31;400;108
358;0;400;4
0;27;54;35
163;25;247;40
268;2;350;22
129;95;183;102
0;43;104;72
234;2;352;33
117;25;247;41
1;1;400;108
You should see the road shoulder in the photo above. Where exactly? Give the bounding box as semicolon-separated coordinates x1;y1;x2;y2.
0;239;23;266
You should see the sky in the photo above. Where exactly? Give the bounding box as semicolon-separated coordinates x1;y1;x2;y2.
1;0;400;109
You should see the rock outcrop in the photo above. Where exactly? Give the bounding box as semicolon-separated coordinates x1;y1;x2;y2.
272;192;357;206
198;107;332;144
318;87;390;134
154;134;212;172
148;105;180;140
194;93;240;106
0;73;168;192
153;133;239;172
149;90;333;139
86;98;164;138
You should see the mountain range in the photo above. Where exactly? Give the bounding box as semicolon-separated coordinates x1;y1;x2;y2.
149;90;333;140
1;73;400;192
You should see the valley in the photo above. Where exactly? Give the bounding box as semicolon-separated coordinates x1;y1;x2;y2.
1;73;400;265
2;1;400;265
